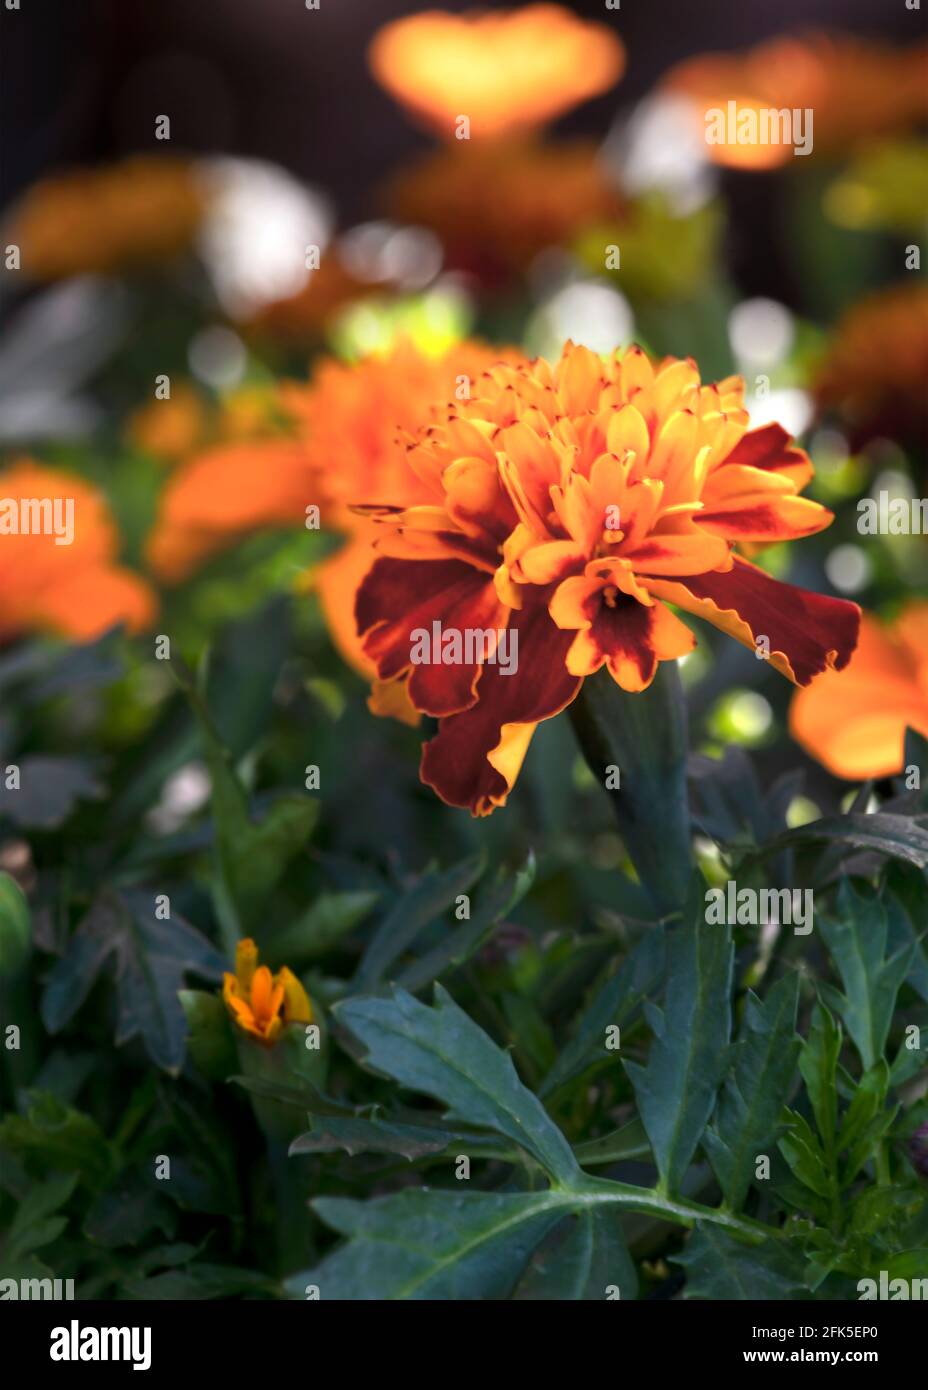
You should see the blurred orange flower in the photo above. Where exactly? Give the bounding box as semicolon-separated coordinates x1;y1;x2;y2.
0;459;155;642
126;385;210;464
145;341;505;677
146;440;311;583
355;342;859;815
664;32;928;170
790;603;928;779
127;383;284;465
5;156;205;279
813;283;928;453
369;5;624;142
386;138;625;283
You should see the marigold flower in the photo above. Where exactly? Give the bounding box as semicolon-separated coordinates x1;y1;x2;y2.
369;5;624;142
0;459;155;642
5;156;205;280
790;602;928;780
813;283;928;453
354;342;860;815
385;139;625;284
664;33;928;169
222;938;312;1045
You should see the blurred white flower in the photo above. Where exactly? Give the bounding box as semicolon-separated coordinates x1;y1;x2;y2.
197;156;333;317
604;94;716;214
526;279;633;359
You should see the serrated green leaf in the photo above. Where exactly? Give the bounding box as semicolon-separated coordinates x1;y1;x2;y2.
625;920;733;1194
884;885;928;1003
514;1209;637;1300
353;854;485;992
837;1061;889;1159
820;882;916;1069
799;1003;841;1158
290;1115;456;1161
0;1092;114;1189
41;889;225;1074
397;856;534;994
778;1110;833;1200
4;1171;77;1261
231;1074;352;1117
335;985;581;1184
755;814;928;870
539;926;665;1098
674;1225;803;1298
704;974;800;1210
291;1189;569;1300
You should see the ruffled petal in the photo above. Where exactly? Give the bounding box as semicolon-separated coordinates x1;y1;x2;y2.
724;423;814;490
419;606;580;814
645;555;860;686
356;556;506;716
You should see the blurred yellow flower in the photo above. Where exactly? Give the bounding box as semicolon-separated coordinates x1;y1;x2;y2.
5;156;205;279
369;5;624;141
824;140;928;234
574;193;722;302
222;938;312;1045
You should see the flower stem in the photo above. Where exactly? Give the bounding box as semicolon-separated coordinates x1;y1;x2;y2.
569;662;693;916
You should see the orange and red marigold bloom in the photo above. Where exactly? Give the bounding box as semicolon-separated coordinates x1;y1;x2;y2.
790;602;928;781
353;343;861;815
222;938;313;1045
0;459;155;643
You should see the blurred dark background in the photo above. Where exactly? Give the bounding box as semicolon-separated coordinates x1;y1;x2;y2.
0;0;916;218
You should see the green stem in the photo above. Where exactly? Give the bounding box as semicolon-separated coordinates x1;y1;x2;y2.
570;1173;783;1244
569;663;693;916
